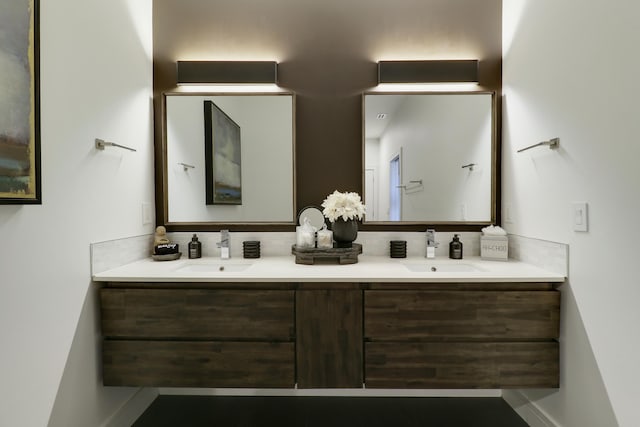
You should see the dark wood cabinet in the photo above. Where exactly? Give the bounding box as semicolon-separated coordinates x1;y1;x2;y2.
101;288;295;340
103;341;294;388
365;342;558;389
100;286;295;388
99;281;560;389
296;288;363;388
363;285;560;388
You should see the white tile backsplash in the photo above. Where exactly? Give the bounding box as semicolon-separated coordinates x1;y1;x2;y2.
169;232;296;258
90;234;153;275
356;231;481;257
90;231;567;278
168;231;481;258
508;234;568;277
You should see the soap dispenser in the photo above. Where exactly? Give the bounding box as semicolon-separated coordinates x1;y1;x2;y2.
449;234;463;259
188;234;202;259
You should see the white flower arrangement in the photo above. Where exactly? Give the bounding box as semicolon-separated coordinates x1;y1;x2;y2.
321;190;366;223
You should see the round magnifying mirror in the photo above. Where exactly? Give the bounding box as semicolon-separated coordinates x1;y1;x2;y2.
297;206;326;230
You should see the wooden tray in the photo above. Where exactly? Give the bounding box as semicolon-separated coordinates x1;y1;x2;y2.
291;243;362;265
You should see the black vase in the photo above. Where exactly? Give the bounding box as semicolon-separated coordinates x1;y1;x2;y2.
331;219;358;248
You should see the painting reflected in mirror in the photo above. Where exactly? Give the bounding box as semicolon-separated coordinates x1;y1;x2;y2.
204;100;242;205
363;92;495;223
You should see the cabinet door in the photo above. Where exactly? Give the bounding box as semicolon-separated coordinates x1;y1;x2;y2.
364;289;560;389
101;289;295;340
296;289;363;388
365;290;560;341
365;341;559;388
103;341;295;388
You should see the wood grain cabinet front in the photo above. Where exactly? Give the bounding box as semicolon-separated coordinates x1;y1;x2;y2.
100;286;295;388
295;288;363;388
99;281;561;390
363;287;560;388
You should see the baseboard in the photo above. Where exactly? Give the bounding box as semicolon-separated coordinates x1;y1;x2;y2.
100;388;158;427
503;390;560;427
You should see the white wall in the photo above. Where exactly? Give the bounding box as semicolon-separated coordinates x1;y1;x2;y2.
503;1;640;426
0;1;154;426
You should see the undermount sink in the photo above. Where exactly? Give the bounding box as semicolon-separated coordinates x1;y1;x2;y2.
404;262;483;273
175;262;253;273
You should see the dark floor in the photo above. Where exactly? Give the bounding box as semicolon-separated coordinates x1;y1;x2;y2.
133;396;528;427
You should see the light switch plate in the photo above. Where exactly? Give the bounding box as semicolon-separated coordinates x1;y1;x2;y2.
504;203;513;224
572;202;588;232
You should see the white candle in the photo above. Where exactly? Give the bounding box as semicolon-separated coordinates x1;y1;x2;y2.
317;229;333;249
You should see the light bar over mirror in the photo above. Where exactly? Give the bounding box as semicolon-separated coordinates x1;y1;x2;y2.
378;60;479;84
176;61;278;85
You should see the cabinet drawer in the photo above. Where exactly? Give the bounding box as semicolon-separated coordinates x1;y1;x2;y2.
103;340;295;388
365;290;559;340
100;289;294;339
365;341;559;388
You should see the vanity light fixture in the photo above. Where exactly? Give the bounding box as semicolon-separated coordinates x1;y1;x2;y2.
378;60;479;84
176;61;278;85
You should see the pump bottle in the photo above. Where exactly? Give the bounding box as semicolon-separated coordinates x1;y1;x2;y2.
188;234;202;259
449;234;463;259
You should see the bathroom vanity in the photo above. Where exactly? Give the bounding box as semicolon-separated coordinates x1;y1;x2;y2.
94;256;563;390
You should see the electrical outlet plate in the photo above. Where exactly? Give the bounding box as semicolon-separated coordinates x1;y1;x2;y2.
572;202;588;232
142;202;153;225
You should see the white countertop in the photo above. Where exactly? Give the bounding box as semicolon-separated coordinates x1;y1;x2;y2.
92;255;565;283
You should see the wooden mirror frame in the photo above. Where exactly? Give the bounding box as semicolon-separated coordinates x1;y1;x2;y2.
156;91;297;232
360;90;499;231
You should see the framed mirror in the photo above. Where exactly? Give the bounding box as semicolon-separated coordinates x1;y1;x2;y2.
161;92;295;229
363;91;496;225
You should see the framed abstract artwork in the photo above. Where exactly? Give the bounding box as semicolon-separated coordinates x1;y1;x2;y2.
204;100;242;205
0;0;40;204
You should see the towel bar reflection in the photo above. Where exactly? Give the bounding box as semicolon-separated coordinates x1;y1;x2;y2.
178;162;195;171
95;138;136;152
517;138;559;153
396;179;423;189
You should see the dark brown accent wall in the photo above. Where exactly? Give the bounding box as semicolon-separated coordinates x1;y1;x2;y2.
153;0;502;229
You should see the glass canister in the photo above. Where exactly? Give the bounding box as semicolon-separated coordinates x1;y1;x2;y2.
296;217;316;248
316;224;333;249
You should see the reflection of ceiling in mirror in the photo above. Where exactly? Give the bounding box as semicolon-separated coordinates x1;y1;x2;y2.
365;95;406;139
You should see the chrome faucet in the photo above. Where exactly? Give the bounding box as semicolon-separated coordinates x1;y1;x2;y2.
217;229;230;259
425;229;438;258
